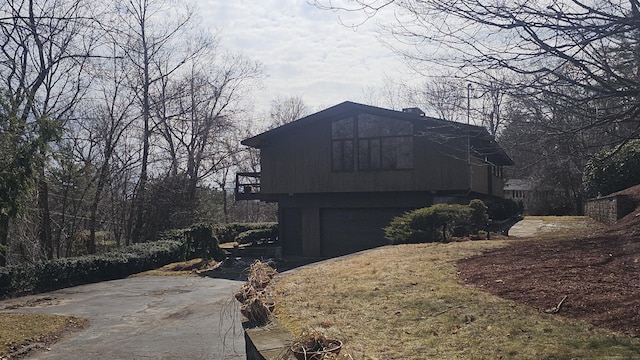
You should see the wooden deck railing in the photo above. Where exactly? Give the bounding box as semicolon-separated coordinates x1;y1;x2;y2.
235;172;261;200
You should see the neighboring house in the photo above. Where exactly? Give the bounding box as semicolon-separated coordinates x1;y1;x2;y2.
504;179;575;215
503;179;532;200
235;101;513;258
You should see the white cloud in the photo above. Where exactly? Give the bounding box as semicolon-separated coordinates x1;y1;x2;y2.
196;0;410;112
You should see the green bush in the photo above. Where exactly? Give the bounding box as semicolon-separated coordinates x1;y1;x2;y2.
158;223;227;261
484;197;522;220
235;226;279;245
468;199;489;234
583;140;640;197
183;224;225;261
0;240;183;298
384;203;473;244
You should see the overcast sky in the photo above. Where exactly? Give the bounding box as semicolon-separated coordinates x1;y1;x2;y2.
198;1;413;113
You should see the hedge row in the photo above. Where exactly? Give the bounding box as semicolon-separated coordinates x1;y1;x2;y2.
211;222;278;244
159;222;278;247
0;222;280;299
0;240;184;298
235;226;279;245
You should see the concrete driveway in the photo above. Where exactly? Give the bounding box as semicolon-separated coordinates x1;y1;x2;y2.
0;276;245;360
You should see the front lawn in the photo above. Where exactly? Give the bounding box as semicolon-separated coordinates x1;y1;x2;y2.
271;220;639;359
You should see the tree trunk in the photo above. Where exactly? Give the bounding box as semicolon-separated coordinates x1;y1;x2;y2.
38;178;53;260
0;214;9;266
55;184;69;258
88;194;100;254
222;188;229;223
132;21;151;244
88;154;112;254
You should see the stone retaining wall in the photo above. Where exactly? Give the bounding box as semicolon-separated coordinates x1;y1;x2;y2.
584;194;635;225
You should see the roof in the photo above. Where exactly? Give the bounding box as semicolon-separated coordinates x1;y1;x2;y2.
242;101;514;166
504;179;533;191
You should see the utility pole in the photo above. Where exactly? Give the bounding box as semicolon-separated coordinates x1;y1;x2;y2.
467;83;472;191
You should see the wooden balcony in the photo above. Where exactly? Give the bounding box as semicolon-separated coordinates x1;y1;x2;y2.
235;172;261;200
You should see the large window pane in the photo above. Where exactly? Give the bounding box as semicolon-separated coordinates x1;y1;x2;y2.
358;114;412;138
344;140;354;171
332;118;354;139
332;141;343;171
396;136;413;169
332;114;413;172
381;137;413;169
358;140;370;170
333;140;354;172
370;138;381;170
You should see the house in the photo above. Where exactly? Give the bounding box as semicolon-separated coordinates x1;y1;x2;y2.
503;179;532;200
235;102;513;258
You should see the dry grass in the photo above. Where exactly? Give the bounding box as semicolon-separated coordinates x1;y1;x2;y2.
271;218;640;359
0;313;87;357
521;216;604;241
219;242;238;249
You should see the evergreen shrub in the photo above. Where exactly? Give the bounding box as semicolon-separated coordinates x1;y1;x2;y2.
384;203;476;244
235;226;279;245
213;222;278;244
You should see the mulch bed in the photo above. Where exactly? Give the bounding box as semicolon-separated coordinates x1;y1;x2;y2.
457;186;640;338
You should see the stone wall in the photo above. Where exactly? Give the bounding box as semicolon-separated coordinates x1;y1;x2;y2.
584;194;636;225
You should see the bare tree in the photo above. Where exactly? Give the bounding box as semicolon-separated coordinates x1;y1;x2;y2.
80;42;138;254
313;0;640;142
403;76;466;122
500;94;593;214
112;0;205;243
154;51;263;201
477;74;512;136
359;75;406;110
268;95;311;128
0;0;99;262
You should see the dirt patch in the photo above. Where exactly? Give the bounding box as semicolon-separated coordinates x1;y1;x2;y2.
458;187;640;338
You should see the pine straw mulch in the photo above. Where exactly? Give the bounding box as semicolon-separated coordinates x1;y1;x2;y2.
458;185;640;338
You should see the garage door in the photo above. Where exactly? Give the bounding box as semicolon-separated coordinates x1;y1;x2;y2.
320;208;408;257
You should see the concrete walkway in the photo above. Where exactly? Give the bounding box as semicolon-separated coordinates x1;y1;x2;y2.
508;219;545;238
0;276;245;360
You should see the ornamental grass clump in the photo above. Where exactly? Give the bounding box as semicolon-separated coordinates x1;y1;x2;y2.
233;260;277;326
239;295;273;326
289;331;344;360
247;259;277;290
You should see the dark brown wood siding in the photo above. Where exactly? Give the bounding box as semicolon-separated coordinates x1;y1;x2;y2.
259;114;492;195
320;208;407;257
280;207;302;257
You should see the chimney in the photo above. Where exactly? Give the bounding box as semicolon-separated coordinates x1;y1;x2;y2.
402;107;425;117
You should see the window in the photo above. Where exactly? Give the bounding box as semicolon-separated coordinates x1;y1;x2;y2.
492;165;503;178
357;114;412;137
358;114;413;170
332;139;354;172
332;114;413;172
332;118;355;172
331;117;354;139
